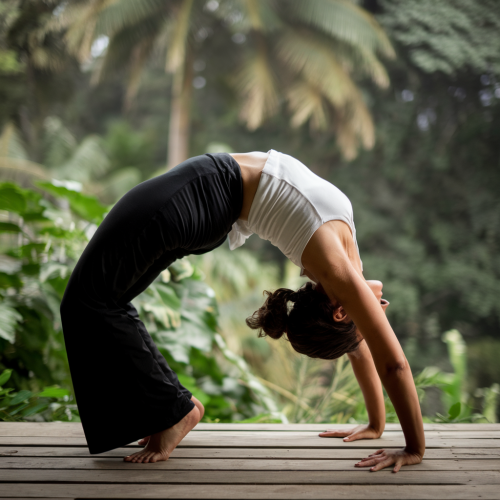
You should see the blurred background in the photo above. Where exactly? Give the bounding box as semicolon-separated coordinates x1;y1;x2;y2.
0;0;499;425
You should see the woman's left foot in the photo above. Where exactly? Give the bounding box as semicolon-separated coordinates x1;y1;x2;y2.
124;405;200;463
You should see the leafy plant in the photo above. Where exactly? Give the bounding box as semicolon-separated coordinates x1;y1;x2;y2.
0;368;79;422
0;179;283;422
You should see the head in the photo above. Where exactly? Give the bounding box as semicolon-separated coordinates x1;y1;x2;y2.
246;281;360;360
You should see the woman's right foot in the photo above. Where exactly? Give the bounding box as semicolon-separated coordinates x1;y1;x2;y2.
125;405;200;463
136;396;204;447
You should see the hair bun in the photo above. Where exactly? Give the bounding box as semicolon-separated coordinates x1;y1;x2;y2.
246;288;295;339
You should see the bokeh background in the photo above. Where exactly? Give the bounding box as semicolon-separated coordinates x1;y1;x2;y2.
1;0;499;425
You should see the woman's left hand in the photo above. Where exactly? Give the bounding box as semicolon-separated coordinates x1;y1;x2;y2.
318;424;382;442
355;448;423;473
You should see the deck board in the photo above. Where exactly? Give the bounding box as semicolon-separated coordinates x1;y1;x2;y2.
2;446;500;459
1;469;499;485
0;484;499;499
0;423;498;499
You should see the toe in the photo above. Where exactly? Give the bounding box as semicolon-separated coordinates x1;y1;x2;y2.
125;452;140;462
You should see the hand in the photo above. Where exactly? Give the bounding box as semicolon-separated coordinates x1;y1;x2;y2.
355;448;423;473
318;424;383;442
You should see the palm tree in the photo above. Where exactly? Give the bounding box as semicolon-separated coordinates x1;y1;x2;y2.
60;0;394;165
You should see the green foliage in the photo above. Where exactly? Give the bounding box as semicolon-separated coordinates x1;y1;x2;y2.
62;0;394;159
0;368;79;422
379;0;500;76
0;179;282;422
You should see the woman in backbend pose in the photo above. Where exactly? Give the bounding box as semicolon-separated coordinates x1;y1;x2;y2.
61;149;425;472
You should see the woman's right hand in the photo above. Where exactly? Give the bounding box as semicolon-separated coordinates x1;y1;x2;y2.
319;424;383;442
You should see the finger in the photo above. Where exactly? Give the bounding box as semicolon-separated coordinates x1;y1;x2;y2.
358;453;384;462
370;458;394;472
355;457;387;467
393;461;402;473
343;431;370;442
319;430;349;438
368;450;385;458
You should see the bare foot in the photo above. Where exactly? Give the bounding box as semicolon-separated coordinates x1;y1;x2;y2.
125;405;200;463
137;436;150;446
135;397;204;448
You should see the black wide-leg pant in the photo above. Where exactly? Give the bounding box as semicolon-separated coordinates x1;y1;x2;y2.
60;153;243;454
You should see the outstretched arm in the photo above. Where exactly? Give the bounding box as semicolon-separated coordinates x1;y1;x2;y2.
302;222;425;472
320;340;386;441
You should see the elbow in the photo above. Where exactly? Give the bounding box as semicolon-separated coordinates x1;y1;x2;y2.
381;357;409;378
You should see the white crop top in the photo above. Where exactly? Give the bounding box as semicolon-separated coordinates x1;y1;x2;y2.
228;149;361;275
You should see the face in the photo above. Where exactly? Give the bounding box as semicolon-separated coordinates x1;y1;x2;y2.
314;280;389;325
365;280;390;313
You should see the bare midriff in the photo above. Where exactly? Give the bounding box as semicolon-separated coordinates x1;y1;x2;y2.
228;151;270;221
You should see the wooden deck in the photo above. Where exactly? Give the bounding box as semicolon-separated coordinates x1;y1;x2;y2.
0;422;499;499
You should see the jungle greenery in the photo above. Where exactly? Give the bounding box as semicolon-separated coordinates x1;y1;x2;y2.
0;0;499;423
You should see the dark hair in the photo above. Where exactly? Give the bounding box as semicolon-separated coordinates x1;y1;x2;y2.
246;282;360;360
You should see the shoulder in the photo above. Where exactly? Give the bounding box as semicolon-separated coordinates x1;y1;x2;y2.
302;221;362;280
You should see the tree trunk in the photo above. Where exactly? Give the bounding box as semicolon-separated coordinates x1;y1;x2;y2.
167;48;194;169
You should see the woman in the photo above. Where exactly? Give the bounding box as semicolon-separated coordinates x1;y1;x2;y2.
60;149;425;471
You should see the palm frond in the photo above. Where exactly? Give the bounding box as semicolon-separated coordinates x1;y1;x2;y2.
0;123;28;160
0;158;49;188
43;117;77;168
63;0;116;61
95;0;168;37
124;34;157;110
241;0;282;32
327;40;390;88
233;49;279;130
276;30;358;106
286;81;329;130
55;136;110;183
276;30;375;158
287;0;395;58
165;0;194;73
334;90;375;160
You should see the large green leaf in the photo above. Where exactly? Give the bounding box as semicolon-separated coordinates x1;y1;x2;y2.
0;222;21;233
20;402;49;417
36;181;108;223
38;386;70;398
8;390;33;406
0;302;22;343
448;402;461;420
0;369;12;387
0;271;23;289
0;184;27;213
177;374;211;406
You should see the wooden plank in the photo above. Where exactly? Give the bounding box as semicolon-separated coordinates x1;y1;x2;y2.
1;425;498;440
1;422;499;437
0;469;499;485
0;457;498;471
197;423;500;432
1;435;500;448
4;446;498;459
0;483;498;499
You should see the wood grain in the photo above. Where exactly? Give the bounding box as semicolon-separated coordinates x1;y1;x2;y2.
1;422;500;436
0;483;499;499
0;469;499;485
0;457;498;471
2;446;498;459
1;436;500;448
0;423;498;499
